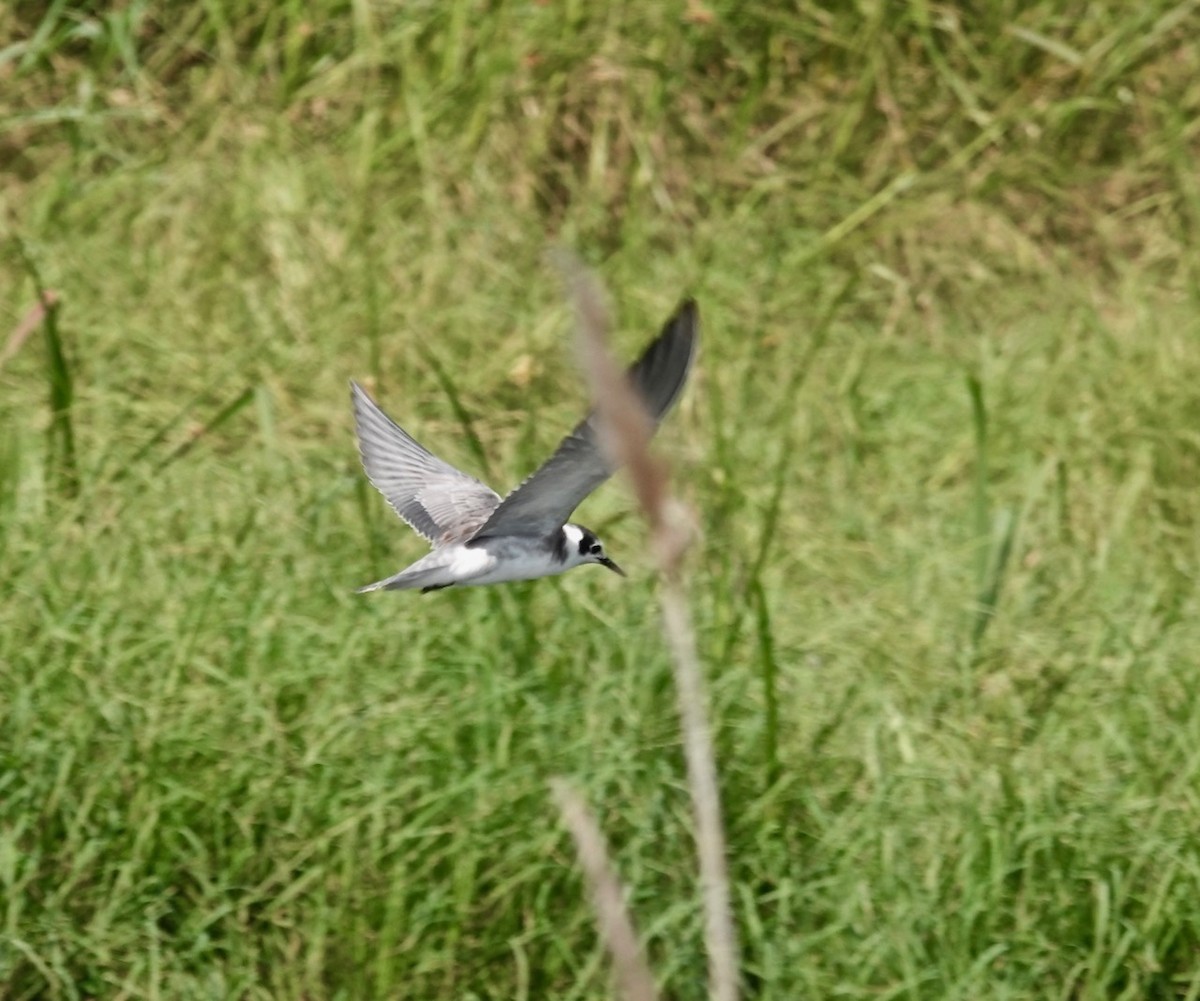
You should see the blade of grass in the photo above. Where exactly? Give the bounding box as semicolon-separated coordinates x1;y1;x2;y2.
720;274;854;665
11;235;77;499
966;373;989;583
972;507;1017;649
416;345;495;483
115;387;230;478
966;373;1016;650
750;578;781;790
154;385;256;471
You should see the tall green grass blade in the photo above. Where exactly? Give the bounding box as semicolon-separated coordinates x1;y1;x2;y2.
722;275;854;663
750;579;780;790
102;382;229;485
966;374;1017;650
972;507;1017;649
417;346;495;482
12;236;77;500
154;385;256;471
966;372;989;584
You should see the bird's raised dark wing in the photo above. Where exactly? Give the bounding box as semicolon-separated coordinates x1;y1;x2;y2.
470;298;698;541
351;381;502;545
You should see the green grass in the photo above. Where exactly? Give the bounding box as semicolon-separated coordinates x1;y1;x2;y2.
3;2;1200;998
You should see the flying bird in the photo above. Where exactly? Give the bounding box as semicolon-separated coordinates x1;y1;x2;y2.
351;299;698;592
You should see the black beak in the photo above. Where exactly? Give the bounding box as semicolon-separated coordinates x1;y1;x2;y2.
600;557;626;578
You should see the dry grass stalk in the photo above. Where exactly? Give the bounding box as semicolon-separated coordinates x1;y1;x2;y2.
554;250;740;1001
554;254;670;534
550;779;661;1001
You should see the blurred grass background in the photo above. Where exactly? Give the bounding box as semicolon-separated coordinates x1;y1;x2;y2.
3;1;1200;998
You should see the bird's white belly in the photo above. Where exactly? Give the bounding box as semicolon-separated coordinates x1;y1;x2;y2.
449;542;567;586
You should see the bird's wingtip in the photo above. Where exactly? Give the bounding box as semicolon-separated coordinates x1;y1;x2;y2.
674;296;699;324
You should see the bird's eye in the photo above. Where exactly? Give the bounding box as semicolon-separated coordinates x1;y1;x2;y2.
590;544;602;555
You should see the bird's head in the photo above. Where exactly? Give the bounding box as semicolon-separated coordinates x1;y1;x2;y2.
563;523;625;577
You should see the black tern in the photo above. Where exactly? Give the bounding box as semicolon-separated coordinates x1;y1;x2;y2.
351;299;698;592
